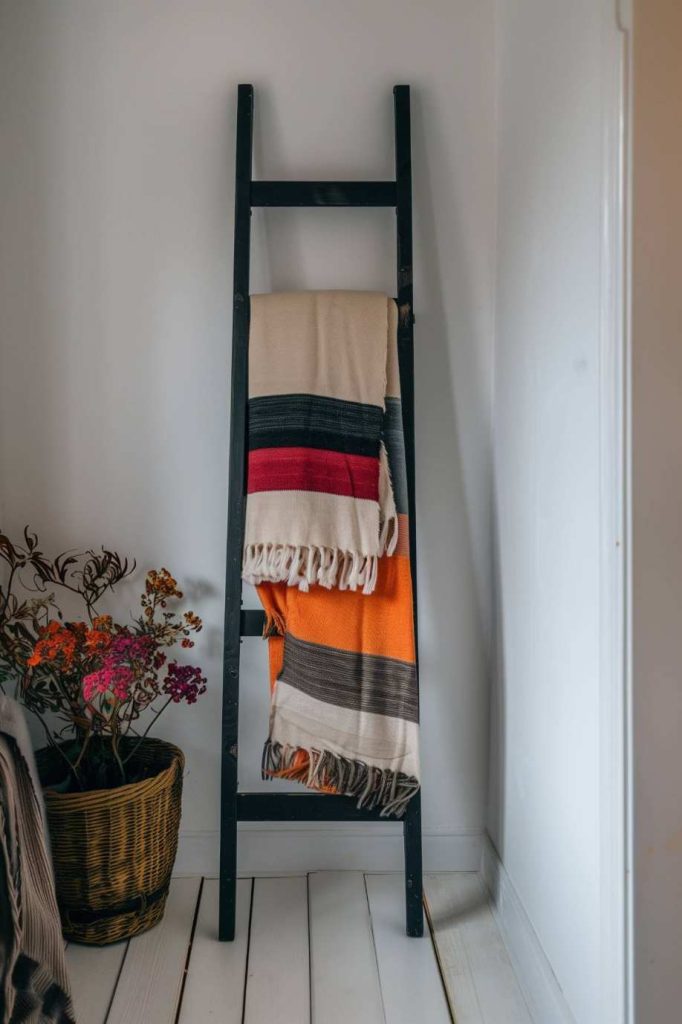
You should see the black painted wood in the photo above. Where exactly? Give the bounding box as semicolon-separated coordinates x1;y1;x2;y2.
220;84;423;941
394;84;424;938
240;609;266;636
219;83;253;942
237;792;387;822
251;180;396;207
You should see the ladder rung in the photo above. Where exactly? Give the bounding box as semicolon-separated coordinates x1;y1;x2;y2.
250;180;397;207
240;609;266;636
236;791;387;822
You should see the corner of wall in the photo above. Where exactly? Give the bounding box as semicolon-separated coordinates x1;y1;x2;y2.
480;835;576;1024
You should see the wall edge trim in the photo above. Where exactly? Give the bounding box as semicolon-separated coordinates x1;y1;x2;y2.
480;834;576;1024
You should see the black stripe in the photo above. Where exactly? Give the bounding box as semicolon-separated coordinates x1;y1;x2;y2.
249;394;383;456
383;397;408;515
280;633;418;724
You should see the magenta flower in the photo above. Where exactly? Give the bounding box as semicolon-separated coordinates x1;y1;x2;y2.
82;633;157;705
163;662;207;704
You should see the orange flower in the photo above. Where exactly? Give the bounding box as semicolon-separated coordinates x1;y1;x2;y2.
84;629;112;655
145;568;182;599
183;610;203;631
28;620;87;671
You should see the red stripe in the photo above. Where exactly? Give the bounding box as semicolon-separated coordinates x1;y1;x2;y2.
247;447;379;500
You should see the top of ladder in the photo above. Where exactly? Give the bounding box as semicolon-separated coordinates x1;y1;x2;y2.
236;83;410;209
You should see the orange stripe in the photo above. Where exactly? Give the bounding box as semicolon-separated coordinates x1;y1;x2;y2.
257;552;414;667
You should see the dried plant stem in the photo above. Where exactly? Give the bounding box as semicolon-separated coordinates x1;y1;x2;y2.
123;698;173;765
35;714;80;784
0;565;17;621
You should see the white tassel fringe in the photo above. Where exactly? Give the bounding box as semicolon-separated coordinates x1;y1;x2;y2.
243;511;398;595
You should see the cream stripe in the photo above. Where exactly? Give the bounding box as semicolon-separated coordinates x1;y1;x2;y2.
270;681;420;781
249;291;390;406
244;490;382;555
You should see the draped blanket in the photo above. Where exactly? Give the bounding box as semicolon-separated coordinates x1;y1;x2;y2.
243;292;419;818
0;698;74;1024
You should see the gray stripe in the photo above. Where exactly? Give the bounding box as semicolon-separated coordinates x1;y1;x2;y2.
280;633;418;724
383;397;408;514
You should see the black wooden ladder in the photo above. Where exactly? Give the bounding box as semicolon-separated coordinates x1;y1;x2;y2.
219;84;423;940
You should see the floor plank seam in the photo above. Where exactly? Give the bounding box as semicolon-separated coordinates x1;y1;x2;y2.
306;874;313;1024
103;940;130;1024
423;892;457;1024
173;876;205;1024
240;878;255;1024
362;873;388;1024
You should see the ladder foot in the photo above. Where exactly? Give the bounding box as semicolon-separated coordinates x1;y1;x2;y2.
406;906;425;937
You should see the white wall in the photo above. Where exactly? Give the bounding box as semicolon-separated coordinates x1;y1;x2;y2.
490;2;625;1022
0;0;496;872
631;2;682;1019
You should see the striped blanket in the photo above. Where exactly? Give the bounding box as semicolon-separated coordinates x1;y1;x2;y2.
243;292;419;818
0;698;74;1024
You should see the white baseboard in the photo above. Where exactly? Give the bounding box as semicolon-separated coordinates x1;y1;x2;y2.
174;823;483;877
481;835;576;1024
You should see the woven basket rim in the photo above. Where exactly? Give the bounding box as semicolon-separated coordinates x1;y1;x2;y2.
37;737;185;808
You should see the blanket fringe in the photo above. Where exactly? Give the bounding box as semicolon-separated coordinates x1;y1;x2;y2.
261;739;419;819
242;526;398;595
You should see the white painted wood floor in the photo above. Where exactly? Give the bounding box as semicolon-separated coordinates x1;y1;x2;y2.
65;872;532;1024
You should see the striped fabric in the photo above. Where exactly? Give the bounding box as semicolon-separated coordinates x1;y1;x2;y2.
243;291;399;595
243;292;419;818
0;698;74;1024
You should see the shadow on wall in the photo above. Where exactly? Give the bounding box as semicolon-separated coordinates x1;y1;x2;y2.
0;14;68;535
488;487;507;857
410;89;491;828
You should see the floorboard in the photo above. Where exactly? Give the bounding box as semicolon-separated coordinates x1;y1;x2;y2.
62;871;531;1024
106;876;201;1024
308;872;385;1024
424;873;532;1024
65;940;127;1024
365;873;451;1024
178;877;252;1024
243;876;310;1024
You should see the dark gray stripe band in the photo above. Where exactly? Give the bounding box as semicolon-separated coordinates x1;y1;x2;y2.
249;393;383;457
280;633;418;724
383;397;408;515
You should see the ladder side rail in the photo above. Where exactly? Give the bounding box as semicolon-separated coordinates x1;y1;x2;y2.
394;84;424;939
219;82;254;942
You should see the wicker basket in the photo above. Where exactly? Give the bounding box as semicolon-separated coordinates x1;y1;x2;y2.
36;738;184;945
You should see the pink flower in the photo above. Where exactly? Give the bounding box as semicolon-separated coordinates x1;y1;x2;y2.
83;672;98;702
82;634;155;704
163;663;207;705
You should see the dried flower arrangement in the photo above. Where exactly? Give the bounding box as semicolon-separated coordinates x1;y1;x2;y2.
0;527;206;790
